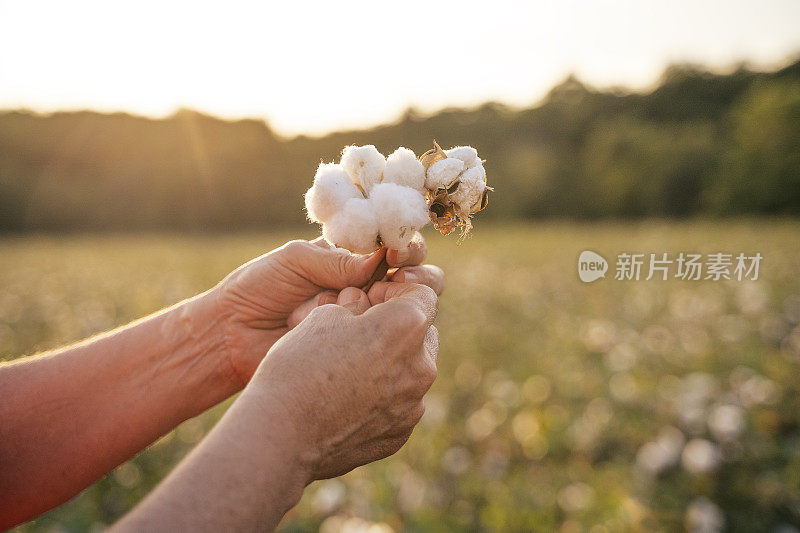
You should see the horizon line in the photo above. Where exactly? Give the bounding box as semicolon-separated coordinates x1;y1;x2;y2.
2;53;797;140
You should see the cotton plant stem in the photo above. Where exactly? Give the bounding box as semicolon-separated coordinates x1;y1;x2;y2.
363;253;390;292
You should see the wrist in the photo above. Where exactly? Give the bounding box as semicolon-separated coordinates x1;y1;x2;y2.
171;289;242;404
239;383;316;492
221;388;312;523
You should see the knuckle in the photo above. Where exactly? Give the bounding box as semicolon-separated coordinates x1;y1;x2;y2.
380;303;427;336
417;282;437;300
429;265;445;292
427;345;439;365
308;302;347;322
395;402;424;433
410;401;426;426
416;284;439;315
412;357;437;392
406;306;429;330
425;325;440;355
403;359;436;398
282;239;313;257
426;324;440;344
334;251;360;278
423;360;438;388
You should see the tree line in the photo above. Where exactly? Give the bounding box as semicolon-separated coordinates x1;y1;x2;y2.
1;58;798;232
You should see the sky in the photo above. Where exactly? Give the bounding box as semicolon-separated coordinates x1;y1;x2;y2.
1;0;799;137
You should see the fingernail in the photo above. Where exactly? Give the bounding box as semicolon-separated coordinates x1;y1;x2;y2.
338;287;366;312
318;292;338;306
395;248;410;264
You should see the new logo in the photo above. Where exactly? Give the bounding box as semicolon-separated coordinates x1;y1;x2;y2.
578;250;608;283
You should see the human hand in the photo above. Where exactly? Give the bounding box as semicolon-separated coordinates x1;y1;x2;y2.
208;234;444;387
109;281;438;532
242;281;439;481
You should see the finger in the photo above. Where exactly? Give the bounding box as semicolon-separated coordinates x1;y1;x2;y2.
424;325;439;364
365;282;439;330
287;290;338;329
386;232;426;268
390;264;445;295
283;240;387;290
336;287;371;315
311;236;332;249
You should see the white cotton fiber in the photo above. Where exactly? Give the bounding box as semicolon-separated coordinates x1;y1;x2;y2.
451;162;487;213
340;145;386;194
425;157;465;190
445;146;479;169
383;147;426;192
369;183;429;249
465;160;486;182
305;163;363;223
322;197;380;254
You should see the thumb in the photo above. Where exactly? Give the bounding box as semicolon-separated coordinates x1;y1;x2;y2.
286;240;386;290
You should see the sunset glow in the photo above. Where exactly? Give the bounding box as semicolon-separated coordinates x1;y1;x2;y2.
1;0;799;136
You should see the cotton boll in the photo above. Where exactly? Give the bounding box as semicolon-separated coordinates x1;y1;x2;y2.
451;163;487;213
305;163;363;223
340;145;386;194
322;198;380;254
426;157;465;190
445;146;479;169
369;183;429;249
463;160;486;182
383;147;426;192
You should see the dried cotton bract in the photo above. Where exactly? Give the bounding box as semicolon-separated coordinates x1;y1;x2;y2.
450;160;487;213
422;141;491;236
304;142;490;254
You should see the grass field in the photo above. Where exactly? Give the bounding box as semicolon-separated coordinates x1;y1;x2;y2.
3;221;800;532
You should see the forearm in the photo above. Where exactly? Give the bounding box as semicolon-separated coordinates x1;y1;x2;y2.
112;387;309;532
0;289;240;528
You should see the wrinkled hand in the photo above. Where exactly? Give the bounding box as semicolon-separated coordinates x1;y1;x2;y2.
244;281;439;481
211;234;444;386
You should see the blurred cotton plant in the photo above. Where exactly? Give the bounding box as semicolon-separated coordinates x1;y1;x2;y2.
6;222;800;532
